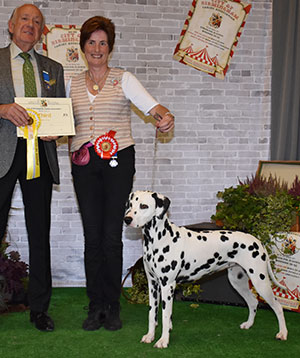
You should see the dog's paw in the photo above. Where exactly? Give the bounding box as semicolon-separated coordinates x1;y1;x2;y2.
141;333;155;344
154;337;169;349
240;321;253;330
276;331;288;341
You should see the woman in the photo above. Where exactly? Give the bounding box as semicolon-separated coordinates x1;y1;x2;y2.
68;16;174;332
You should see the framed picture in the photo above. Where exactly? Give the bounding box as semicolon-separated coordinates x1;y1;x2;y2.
173;0;251;79
42;25;87;83
256;160;300;188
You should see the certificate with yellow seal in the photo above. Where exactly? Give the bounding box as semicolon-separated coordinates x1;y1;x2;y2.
16;97;75;137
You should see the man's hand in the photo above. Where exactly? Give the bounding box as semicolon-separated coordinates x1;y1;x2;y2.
0;103;31;127
40;136;59;142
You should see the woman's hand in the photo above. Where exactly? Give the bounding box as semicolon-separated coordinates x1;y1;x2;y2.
150;104;175;133
156;112;175;133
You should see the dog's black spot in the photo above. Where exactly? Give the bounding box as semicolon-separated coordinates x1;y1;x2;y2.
165;219;174;237
237;272;244;279
149;271;155;278
249;268;254;274
197;235;202;240
216;261;227;266
181;260;186;269
188;232;192;238
261;253;266;261
158;255;164;262
177;275;190;283
214;252;220;258
248;245;254;251
161;276;168;286
233;242;239;249
260;273;265;280
171;260;177;270
185;262;191;270
190;256;219;276
163;246;170;254
220;235;229;242
253;242;259;250
158;231;162;240
162;229;167;237
152;216;157;228
147;254;152;262
162;265;171;273
153;249;159;256
168;296;171;300
180;251;185;259
202;236;207;241
227;250;238;259
252;251;259;258
241;243;246;249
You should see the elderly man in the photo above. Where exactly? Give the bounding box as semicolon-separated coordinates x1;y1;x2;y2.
0;4;65;331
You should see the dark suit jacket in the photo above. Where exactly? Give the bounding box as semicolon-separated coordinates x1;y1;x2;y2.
0;45;66;184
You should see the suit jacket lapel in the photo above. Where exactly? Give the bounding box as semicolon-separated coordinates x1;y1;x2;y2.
1;46;16;99
35;52;48;97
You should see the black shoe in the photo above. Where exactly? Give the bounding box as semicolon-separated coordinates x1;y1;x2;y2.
82;308;106;331
30;311;54;332
104;304;122;331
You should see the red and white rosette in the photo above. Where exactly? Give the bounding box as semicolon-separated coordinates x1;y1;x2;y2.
94;130;118;159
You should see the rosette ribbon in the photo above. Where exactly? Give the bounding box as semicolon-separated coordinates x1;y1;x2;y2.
94;130;118;159
20;110;41;180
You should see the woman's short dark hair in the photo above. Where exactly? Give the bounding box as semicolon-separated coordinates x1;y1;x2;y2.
80;16;115;53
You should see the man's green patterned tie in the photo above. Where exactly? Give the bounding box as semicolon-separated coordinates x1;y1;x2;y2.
19;52;37;97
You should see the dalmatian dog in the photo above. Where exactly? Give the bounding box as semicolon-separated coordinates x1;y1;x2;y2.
124;191;288;348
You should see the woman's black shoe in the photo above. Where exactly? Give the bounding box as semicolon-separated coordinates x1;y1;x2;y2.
103;305;122;331
82;309;106;331
30;311;54;332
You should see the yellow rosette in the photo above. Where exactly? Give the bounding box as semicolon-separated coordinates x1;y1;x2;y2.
19;109;41;180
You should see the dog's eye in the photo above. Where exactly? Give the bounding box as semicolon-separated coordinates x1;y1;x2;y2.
140;204;149;210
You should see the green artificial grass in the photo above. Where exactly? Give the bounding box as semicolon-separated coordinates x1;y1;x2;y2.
0;287;300;358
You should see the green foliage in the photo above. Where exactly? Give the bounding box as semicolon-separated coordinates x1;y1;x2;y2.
211;174;299;258
178;282;202;300
127;269;149;305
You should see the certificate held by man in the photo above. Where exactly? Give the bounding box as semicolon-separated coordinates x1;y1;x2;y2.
16;97;75;137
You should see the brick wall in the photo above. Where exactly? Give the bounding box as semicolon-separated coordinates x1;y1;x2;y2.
0;0;272;286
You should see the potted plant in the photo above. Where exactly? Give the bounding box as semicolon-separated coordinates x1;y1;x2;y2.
211;174;300;259
0;241;29;312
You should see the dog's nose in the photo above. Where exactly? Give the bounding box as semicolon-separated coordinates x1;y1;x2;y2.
124;216;133;225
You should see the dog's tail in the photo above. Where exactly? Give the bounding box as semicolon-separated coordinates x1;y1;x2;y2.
267;258;286;291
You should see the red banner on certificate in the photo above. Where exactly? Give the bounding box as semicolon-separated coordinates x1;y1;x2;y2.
173;0;251;79
42;25;87;82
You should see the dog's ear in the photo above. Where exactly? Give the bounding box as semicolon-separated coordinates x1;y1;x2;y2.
152;192;170;219
125;192;134;211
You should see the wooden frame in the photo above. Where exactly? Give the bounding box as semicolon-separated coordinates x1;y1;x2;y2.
256;160;300;188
